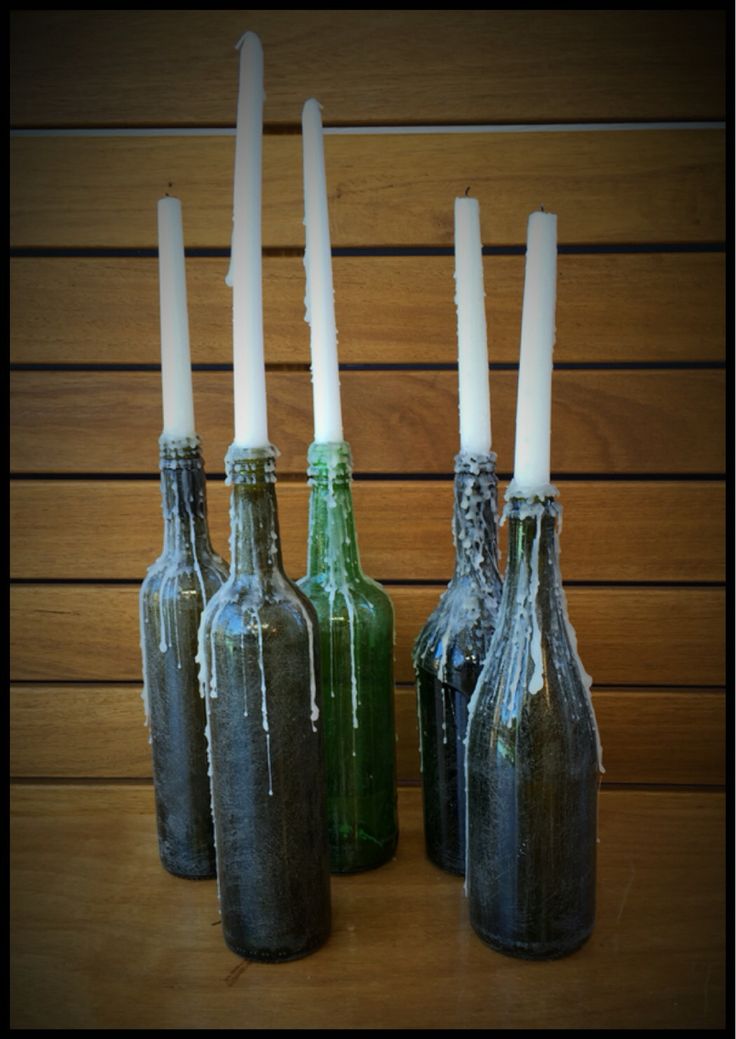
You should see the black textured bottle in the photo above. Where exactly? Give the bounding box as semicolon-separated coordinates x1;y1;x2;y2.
139;434;228;878
465;491;602;959
413;451;503;875
198;444;331;961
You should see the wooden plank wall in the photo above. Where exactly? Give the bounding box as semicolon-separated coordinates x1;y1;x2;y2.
10;10;726;793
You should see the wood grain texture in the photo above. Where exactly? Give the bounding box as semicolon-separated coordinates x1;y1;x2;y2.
9;784;726;1029
9;479;726;584
10;253;726;366
9;585;726;687
10;130;725;249
9;369;725;475
10;10;725;126
10;684;726;787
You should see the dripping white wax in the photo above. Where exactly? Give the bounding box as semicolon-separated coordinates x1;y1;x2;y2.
157;197;196;439
302;98;344;444
513;209;557;495
230;32;269;448
454;197;491;456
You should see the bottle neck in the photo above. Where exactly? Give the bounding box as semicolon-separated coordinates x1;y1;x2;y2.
305;441;362;582
502;493;564;623
450;451;502;590
225;443;283;578
158;434;215;559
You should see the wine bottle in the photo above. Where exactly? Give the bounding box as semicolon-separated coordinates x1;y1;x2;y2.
298;440;398;873
198;443;331;961
465;489;603;959
413;450;503;875
139;434;228;878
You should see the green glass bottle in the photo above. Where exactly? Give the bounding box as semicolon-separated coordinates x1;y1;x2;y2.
139;434;228;878
465;490;603;959
198;443;331;961
413;450;503;876
298;440;398;873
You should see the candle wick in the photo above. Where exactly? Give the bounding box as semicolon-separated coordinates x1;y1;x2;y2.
465;186;471;197
540;204;545;212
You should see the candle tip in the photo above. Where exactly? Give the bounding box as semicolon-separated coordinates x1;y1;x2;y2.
235;30;262;54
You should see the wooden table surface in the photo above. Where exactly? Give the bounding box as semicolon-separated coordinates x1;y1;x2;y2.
10;784;726;1030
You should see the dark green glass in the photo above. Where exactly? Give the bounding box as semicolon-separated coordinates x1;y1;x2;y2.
298;441;398;873
466;493;602;960
413;451;503;876
139;434;228;879
199;443;331;961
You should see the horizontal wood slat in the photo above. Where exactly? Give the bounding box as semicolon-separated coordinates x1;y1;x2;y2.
9;784;726;1030
10;131;725;249
10;10;725;126
9;480;725;584
9;585;726;687
10;253;726;366
9;684;726;787
9;369;725;476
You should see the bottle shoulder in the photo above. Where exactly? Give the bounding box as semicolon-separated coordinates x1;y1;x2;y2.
201;571;318;636
297;569;392;623
299;570;393;614
141;552;228;597
468;623;599;753
413;574;502;668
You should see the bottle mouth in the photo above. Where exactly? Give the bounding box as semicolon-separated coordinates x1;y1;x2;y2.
225;442;279;485
502;494;561;528
504;477;559;504
306;440;352;482
158;433;203;470
453;449;497;477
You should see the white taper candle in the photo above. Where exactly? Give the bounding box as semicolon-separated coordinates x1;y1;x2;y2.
157;195;196;439
512;210;558;494
454;196;492;455
302;98;343;444
229;31;269;447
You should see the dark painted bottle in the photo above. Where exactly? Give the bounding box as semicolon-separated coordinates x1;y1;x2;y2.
199;444;331;961
298;440;398;873
139;434;228;879
466;492;602;959
412;451;503;875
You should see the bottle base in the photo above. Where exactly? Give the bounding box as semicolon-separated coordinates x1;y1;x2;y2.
330;838;398;875
471;922;593;961
162;863;217;881
160;854;216;881
224;931;330;963
426;848;465;878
